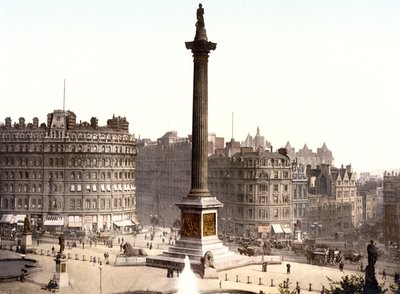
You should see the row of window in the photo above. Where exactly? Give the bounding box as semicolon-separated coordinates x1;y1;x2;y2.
1;156;135;168
0;196;135;210
237;206;291;219
235;194;291;204
1;144;134;154
69;184;134;192
0;132;133;143
1;198;42;209
1;170;134;181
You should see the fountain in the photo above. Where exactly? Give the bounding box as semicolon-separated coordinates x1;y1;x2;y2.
176;256;199;294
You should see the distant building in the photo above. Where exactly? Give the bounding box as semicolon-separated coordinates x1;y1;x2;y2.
383;171;400;251
209;147;293;239
0;111;137;233
242;127;272;151
285;142;334;168
292;163;309;235
136;131;192;227
306;164;359;237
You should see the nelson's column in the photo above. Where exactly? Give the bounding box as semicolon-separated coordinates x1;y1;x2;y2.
147;4;240;276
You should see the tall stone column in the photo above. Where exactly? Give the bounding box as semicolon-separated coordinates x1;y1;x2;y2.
146;5;242;276
186;31;216;197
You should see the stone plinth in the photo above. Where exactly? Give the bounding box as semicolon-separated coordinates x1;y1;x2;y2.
115;255;146;266
21;232;34;254
53;254;69;288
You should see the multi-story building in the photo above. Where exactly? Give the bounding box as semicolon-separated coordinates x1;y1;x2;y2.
0;110;137;233
136;131;191;228
306;164;358;238
285;142;334;168
292;163;308;235
383;171;400;251
209;147;293;239
242;127;272;151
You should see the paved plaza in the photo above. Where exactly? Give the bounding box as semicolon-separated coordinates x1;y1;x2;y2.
0;231;397;294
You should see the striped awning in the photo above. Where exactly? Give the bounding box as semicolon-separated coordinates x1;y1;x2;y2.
272;224;284;234
113;220;136;227
44;215;64;226
0;214;13;223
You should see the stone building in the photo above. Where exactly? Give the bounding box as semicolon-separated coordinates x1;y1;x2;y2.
242;127;272;151
292;163;308;236
0;110;137;233
306;164;359;237
383;171;400;251
208;147;293;239
136;131;191;228
285;142;334;168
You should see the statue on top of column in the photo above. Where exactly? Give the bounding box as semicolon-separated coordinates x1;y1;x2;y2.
195;3;208;41
23;215;31;233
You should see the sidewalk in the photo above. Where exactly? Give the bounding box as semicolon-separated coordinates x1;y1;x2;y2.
0;233;390;294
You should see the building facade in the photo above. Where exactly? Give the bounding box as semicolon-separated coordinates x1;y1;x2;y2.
209;147;293;239
383;171;400;250
136;131;191;228
306;164;359;237
292;163;309;234
0;110;137;233
285;142;334;168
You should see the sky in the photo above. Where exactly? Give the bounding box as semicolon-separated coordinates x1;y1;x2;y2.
0;0;399;174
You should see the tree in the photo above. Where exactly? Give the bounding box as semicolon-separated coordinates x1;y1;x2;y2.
324;274;388;294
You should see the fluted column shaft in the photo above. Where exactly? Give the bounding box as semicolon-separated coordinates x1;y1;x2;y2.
186;40;216;197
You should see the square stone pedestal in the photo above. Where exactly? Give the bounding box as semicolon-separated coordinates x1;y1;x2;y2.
54;254;69;288
21;233;34;254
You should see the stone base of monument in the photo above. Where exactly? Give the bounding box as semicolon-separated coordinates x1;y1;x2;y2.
115;256;147;266
52;254;69;288
146;236;282;278
21;233;34;254
53;272;69;288
200;266;218;279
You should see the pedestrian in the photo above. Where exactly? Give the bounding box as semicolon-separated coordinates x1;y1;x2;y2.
360;261;363;272
121;237;124;243
51;246;55;254
382;269;386;280
37;239;40;246
82;241;85;249
90;240;92;248
149;243;153;250
118;237;120;244
339;262;344;272
120;243;123;252
286;263;291;274
296;285;300;294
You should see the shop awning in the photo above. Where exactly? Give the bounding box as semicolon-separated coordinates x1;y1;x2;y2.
282;227;292;234
0;214;13;223
68;222;82;228
272;224;284;234
44;215;64;226
113;220;136;227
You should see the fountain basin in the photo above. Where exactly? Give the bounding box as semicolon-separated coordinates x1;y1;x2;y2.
0;258;38;280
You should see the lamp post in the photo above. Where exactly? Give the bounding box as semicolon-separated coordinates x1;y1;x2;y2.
99;262;103;294
310;222;322;245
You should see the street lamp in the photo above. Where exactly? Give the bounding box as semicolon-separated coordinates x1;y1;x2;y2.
310;222;322;244
99;261;103;294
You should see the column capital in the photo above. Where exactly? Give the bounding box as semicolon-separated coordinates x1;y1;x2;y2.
185;40;217;57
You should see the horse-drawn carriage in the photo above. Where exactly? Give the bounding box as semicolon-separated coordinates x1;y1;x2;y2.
343;250;362;263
